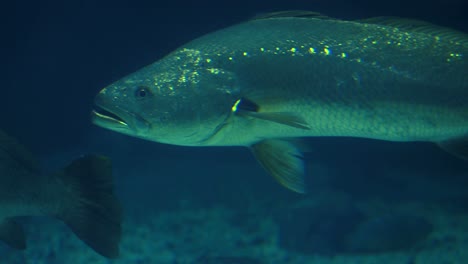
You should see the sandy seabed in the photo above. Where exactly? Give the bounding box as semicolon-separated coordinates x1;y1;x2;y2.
1;198;467;264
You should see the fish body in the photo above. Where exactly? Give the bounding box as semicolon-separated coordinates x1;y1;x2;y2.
93;12;468;193
0;129;121;258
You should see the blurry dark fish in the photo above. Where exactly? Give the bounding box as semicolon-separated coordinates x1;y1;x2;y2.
92;11;467;193
0;129;122;258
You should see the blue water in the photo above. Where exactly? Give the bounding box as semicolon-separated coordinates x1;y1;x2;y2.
1;0;467;263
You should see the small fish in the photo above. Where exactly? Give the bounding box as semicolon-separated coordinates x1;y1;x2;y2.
92;11;467;193
0;129;122;258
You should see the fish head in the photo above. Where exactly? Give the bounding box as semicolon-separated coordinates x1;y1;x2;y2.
92;49;240;146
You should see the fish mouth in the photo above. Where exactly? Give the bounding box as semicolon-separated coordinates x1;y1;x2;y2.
91;103;131;132
92;105;128;128
92;99;151;135
91;91;151;135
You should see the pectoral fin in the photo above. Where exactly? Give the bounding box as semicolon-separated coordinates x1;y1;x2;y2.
0;219;26;250
438;136;468;160
233;97;310;130
251;139;306;193
241;112;310;129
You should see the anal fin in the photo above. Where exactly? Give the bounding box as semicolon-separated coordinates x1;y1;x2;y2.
251;139;306;193
0;219;26;250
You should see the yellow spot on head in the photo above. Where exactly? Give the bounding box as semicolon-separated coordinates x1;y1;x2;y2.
260;48;265;52
290;47;296;53
450;53;462;57
341;52;347;58
308;47;315;54
243;52;248;56
231;99;241;112
208;68;221;74
206;58;211;63
324;48;331;55
178;76;186;83
228;57;233;61
276;47;280;51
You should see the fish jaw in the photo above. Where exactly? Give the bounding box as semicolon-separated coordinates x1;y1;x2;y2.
91;108;131;134
92;91;151;136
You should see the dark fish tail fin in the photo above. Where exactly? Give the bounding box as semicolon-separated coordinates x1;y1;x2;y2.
58;155;122;258
0;219;26;250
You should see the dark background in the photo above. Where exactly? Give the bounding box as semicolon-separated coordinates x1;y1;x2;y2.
1;0;467;211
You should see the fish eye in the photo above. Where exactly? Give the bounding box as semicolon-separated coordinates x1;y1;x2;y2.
135;86;151;98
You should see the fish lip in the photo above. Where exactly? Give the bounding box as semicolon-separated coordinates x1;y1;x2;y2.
92;103;130;128
92;98;152;134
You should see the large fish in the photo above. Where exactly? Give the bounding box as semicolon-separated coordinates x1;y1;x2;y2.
0;129;121;258
92;11;467;193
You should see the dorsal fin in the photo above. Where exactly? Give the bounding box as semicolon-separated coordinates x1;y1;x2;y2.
0;129;40;173
252;10;334;21
358;17;468;45
252;12;468;45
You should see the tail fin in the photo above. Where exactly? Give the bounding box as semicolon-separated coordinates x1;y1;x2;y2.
58;155;122;258
0;219;26;250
